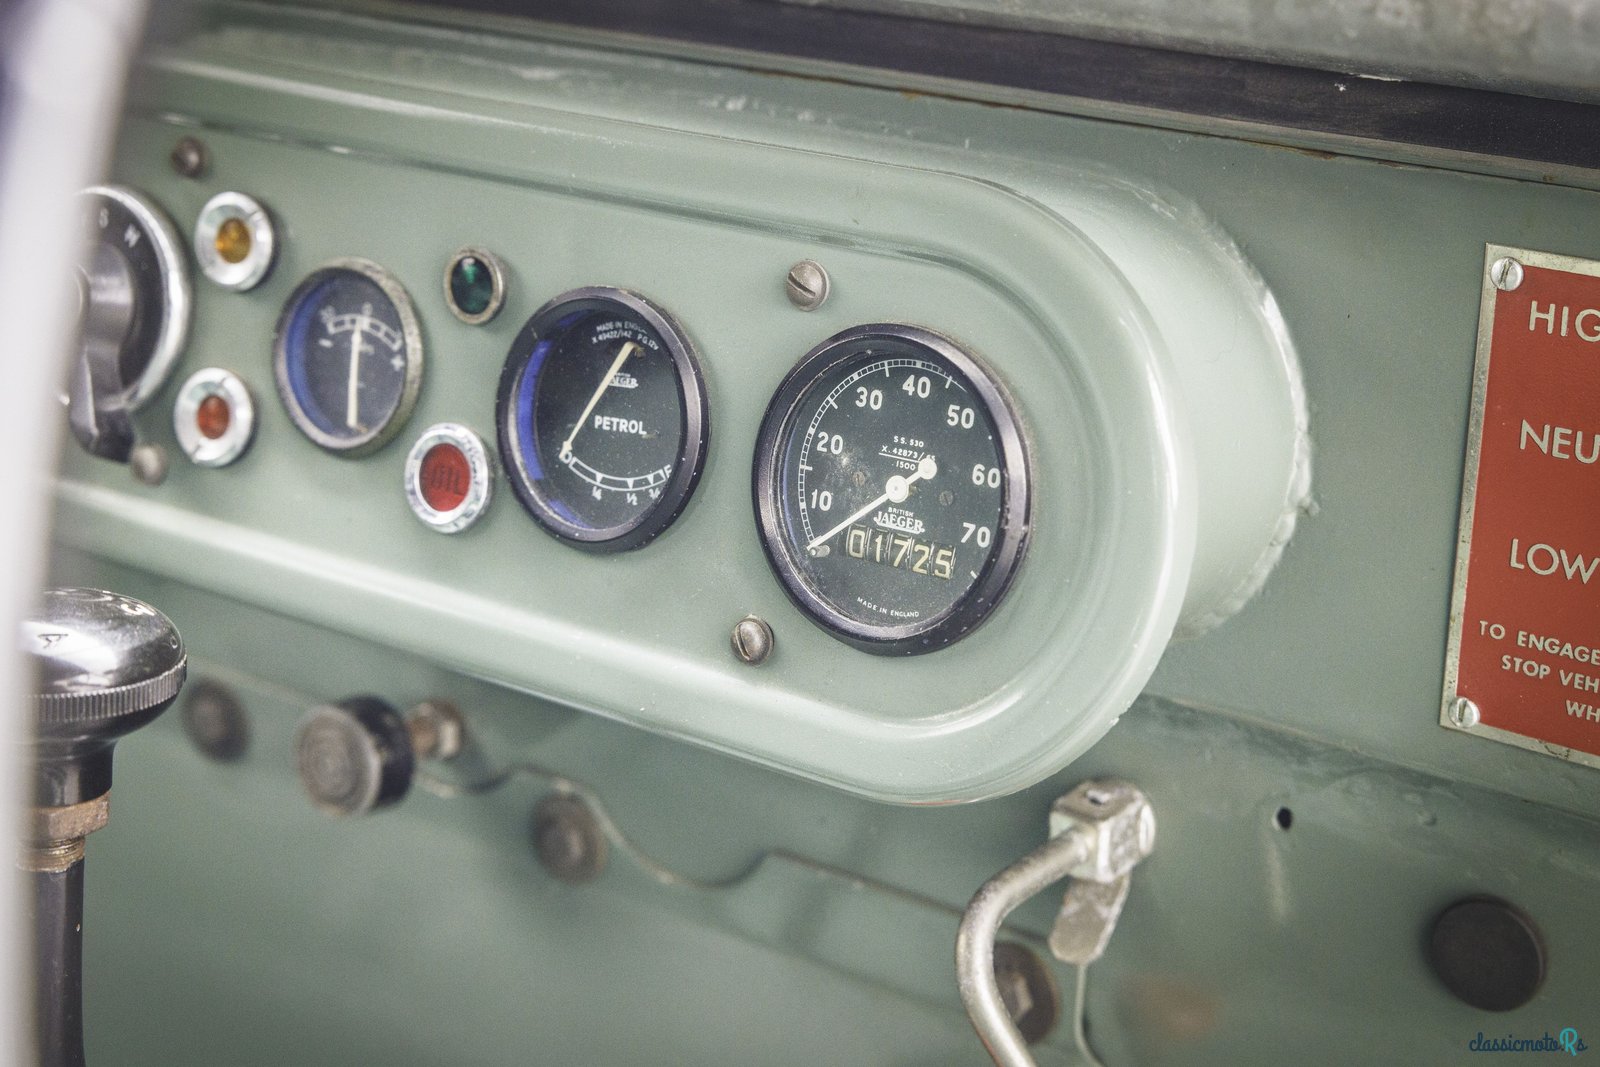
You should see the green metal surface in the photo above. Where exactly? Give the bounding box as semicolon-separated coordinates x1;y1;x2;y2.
61;551;1599;1065
41;1;1600;1063
58;3;1312;803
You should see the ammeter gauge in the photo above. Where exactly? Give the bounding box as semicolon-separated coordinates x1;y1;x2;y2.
273;259;422;456
496;287;709;551
754;324;1030;654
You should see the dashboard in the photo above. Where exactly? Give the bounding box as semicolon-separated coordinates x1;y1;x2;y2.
25;0;1600;1064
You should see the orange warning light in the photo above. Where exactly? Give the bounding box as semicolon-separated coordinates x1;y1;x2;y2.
214;217;252;264
196;394;231;440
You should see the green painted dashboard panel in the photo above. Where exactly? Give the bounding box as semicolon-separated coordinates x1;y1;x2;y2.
41;1;1600;1063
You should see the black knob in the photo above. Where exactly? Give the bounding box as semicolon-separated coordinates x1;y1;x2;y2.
23;588;186;807
295;697;415;817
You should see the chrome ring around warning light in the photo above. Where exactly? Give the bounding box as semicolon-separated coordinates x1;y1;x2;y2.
193;191;276;292
173;367;256;467
404;423;495;533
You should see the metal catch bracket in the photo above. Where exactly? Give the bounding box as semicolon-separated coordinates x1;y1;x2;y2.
1045;780;1155;966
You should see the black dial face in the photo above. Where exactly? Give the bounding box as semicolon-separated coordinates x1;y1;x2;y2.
755;325;1030;654
496;288;709;551
274;260;422;456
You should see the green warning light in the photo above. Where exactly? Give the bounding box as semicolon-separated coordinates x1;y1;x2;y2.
444;248;505;324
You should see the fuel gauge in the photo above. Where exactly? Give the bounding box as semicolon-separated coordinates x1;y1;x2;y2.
496;287;708;551
273;259;423;456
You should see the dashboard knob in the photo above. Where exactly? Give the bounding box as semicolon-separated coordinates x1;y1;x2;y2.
295;697;415;817
68;186;192;465
22;587;186;807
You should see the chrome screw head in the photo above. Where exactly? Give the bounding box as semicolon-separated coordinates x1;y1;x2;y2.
785;260;830;311
1448;695;1481;729
1489;257;1524;292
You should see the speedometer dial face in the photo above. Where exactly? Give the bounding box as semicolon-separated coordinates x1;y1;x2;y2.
496;287;709;552
754;324;1030;654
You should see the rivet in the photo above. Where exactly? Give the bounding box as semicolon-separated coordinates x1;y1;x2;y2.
180;678;249;762
1489;256;1524;292
170;136;209;180
731;615;775;665
785;260;830;311
531;794;608;884
1448;695;1481;729
129;442;169;487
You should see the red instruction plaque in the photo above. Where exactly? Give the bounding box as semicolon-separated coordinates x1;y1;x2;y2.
1443;245;1600;768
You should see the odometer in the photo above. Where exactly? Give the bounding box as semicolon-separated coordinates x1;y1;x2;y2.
754;324;1030;654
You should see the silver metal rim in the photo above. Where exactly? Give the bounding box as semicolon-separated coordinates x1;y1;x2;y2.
194;190;276;292
81;185;191;410
272;257;425;457
173;367;256;467
442;246;507;325
403;422;495;533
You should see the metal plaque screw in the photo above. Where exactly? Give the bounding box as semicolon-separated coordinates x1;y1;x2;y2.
532;793;608;884
1448;695;1481;729
181;678;249;762
129;442;169;487
170;136;209;180
1489;256;1524;292
785;260;830;311
731;615;775;665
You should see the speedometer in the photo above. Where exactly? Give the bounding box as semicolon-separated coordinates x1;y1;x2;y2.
754;324;1030;654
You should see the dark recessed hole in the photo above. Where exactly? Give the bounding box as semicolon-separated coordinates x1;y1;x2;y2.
1274;807;1293;830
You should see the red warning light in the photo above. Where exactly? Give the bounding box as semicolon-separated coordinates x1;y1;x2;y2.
196;394;231;440
419;442;471;512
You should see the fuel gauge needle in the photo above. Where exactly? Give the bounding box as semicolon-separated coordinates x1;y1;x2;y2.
806;455;937;552
560;341;637;461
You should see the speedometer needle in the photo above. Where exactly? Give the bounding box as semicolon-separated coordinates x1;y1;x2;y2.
806;455;937;553
560;341;637;461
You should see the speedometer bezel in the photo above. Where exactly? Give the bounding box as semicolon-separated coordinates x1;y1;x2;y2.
753;323;1031;655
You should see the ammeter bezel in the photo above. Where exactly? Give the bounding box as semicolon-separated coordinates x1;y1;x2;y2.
272;258;424;457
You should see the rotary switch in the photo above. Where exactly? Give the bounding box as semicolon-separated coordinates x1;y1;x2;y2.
295;697;462;817
70;187;191;470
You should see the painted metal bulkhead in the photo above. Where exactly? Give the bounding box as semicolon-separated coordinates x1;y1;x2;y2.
41;2;1600;1064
